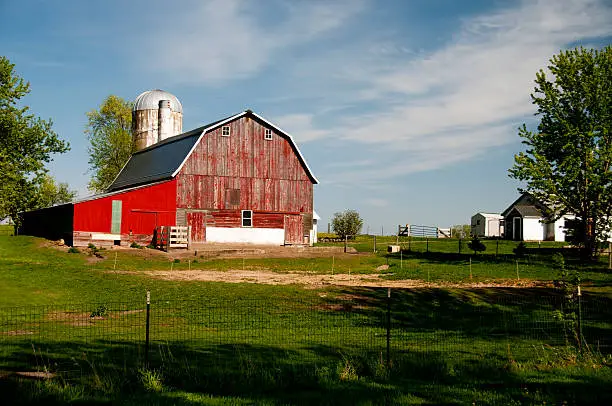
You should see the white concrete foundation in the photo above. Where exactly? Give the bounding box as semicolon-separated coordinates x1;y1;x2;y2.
206;227;284;245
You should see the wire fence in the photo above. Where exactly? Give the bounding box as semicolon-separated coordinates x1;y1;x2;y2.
1;289;611;402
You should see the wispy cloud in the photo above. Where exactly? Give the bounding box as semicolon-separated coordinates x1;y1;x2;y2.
139;0;366;84
278;0;612;185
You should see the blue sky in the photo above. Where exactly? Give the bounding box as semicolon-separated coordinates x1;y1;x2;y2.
2;0;611;234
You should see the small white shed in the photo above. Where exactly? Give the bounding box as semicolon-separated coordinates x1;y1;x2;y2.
471;213;504;237
310;210;320;245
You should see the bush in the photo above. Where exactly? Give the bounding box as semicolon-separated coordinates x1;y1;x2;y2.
90;305;108;318
130;241;143;249
513;242;528;257
173;259;180;264
67;246;80;254
467;236;486;254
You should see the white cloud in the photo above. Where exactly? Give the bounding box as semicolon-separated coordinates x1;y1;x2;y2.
276;0;612;185
140;0;366;84
273;113;330;142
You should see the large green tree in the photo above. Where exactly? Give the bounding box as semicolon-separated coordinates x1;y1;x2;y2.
85;95;133;192
0;56;70;223
509;46;612;259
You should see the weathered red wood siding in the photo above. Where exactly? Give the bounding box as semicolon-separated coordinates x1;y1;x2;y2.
176;115;314;242
177;116;313;212
73;180;177;236
284;214;304;244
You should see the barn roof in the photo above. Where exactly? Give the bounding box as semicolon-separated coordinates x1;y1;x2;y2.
107;110;318;192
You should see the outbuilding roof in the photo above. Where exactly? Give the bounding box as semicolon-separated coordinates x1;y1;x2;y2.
106;110;318;192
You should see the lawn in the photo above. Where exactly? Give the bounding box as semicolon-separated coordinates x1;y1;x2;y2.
1;230;612;405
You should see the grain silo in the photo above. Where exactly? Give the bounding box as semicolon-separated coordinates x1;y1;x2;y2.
132;89;183;151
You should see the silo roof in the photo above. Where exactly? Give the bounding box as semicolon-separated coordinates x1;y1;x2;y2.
133;89;183;113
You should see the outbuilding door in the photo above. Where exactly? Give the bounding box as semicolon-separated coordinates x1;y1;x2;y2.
284;214;303;245
513;217;522;241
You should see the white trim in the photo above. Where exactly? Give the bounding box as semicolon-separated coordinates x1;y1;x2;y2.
241;209;253;227
221;125;231;137
91;233;121;241
170;111;319;183
264;128;273;140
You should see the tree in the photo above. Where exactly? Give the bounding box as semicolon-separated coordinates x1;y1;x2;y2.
331;209;363;239
37;174;77;208
509;46;612;259
85;95;133;192
467;236;486;255
451;224;471;239
0;56;70;224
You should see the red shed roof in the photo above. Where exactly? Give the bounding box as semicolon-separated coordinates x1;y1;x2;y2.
107;110;318;192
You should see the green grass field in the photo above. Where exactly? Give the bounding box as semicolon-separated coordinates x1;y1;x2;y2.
1;227;612;405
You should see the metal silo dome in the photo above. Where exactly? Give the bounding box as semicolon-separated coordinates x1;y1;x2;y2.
133;89;183;113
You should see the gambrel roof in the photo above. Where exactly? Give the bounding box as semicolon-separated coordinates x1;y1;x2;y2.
107;110;318;192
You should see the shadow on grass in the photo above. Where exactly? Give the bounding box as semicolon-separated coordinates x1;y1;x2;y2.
2;337;612;406
2;288;612;405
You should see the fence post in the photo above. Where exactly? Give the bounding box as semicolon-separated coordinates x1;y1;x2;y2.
374;235;377;253
344;235;348;253
145;290;151;368
577;285;583;350
496;239;499;258
386;287;391;371
458;238;462;255
426;237;429;253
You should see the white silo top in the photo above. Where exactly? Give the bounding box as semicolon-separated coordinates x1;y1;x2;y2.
133;89;183;113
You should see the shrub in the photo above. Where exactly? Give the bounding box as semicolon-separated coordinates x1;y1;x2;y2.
513;242;528;257
87;243;96;250
138;368;164;392
67;246;80;254
173;259;180;264
467;236;486;254
90;305;108;318
130;241;143;249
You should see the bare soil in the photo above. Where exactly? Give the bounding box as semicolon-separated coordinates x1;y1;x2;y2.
137;269;551;289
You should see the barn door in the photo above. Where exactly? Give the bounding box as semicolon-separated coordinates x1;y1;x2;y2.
186;211;207;243
284;214;303;245
111;200;122;234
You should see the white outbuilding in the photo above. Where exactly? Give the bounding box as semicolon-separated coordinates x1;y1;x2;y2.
471;213;504;238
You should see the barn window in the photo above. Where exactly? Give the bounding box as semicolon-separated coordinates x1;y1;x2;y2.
476;220;481;225
221;126;231;136
264;128;273;140
241;210;252;227
225;189;241;207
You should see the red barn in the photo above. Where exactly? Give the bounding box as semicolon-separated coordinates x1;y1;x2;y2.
21;90;318;247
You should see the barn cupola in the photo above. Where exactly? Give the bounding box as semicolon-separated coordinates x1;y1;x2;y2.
132;89;183;151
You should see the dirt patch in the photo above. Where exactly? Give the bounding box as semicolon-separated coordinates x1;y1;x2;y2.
0;370;55;380
0;330;34;336
137;269;551;289
45;309;144;326
175;244;358;259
